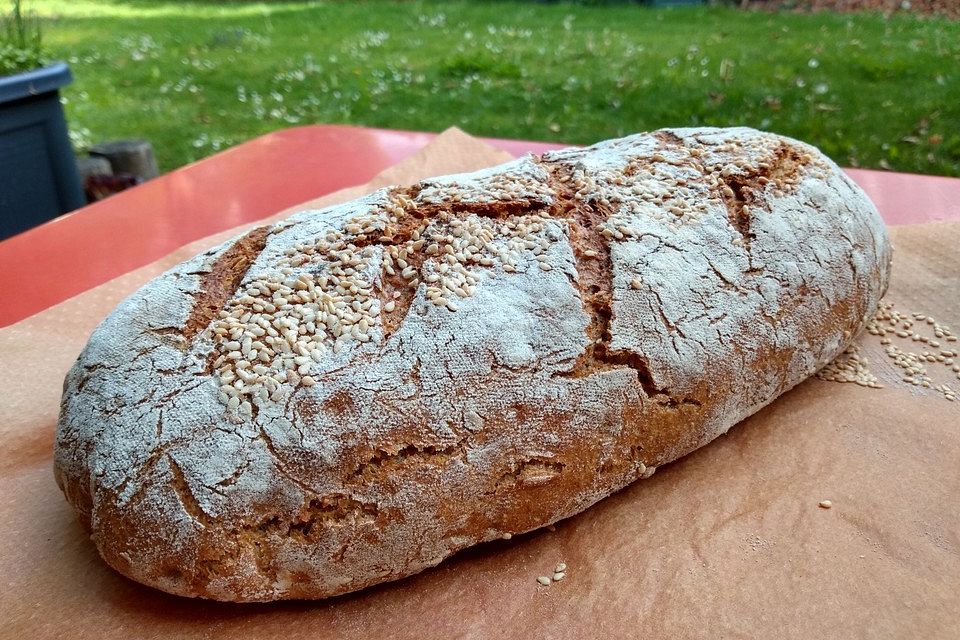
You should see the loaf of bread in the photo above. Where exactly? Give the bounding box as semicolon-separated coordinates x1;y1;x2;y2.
55;127;891;602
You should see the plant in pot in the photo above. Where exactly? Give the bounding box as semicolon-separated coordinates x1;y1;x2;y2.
0;0;84;240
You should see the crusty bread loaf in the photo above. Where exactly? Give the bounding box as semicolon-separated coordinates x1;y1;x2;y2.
54;127;892;602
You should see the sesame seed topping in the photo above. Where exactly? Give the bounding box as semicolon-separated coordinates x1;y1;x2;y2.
203;132;839;418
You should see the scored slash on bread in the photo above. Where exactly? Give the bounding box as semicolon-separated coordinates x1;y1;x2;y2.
54;127;891;602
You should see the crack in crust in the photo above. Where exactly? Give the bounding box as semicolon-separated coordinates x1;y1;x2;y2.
348;441;466;481
712;141;809;251
371;185;556;340
718;174;755;246
641;135;814;252
373;190;426;340
184;226;271;340
251;494;379;539
495;457;566;490
538;159;683;401
166;454;213;526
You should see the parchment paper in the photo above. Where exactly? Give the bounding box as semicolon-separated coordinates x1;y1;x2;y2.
2;129;958;639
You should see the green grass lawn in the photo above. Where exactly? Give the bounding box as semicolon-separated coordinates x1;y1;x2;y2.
30;0;960;176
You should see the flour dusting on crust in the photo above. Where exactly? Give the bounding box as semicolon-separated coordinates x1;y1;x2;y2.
55;128;891;602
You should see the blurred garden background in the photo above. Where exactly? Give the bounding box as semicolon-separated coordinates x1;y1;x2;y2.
20;0;960;175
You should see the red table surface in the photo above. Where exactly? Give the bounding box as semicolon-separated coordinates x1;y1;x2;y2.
2;124;959;328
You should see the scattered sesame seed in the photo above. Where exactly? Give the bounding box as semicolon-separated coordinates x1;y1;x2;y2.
819;500;832;509
537;576;551;586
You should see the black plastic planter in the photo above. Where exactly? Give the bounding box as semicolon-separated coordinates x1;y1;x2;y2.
0;62;85;240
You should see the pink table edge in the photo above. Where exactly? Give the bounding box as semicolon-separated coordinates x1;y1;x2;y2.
1;124;958;328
